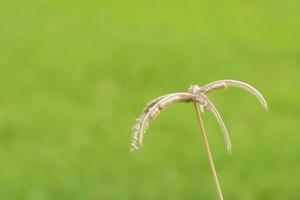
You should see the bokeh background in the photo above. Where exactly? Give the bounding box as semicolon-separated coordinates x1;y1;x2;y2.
1;0;300;199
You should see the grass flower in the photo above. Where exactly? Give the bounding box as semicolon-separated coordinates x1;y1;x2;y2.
130;80;268;200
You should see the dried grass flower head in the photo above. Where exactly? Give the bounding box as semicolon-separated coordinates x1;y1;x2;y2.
130;79;268;200
131;80;267;153
131;92;229;152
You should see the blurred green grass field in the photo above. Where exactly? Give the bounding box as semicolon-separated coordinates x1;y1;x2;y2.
1;0;300;199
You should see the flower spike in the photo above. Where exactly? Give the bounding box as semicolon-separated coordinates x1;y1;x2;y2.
195;80;268;111
131;92;231;153
130;80;268;200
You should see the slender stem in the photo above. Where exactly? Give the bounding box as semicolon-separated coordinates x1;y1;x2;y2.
194;103;224;200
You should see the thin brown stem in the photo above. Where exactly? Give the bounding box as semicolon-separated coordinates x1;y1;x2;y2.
194;103;224;200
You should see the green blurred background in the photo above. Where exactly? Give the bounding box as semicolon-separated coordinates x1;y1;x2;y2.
0;0;300;199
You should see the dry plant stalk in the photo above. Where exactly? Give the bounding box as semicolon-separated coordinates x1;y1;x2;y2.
194;103;223;200
130;79;268;200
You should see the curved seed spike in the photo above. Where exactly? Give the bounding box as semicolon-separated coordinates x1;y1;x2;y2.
200;80;268;111
131;93;179;152
131;93;232;154
190;85;231;153
133;93;196;151
131;94;170;152
195;95;232;154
